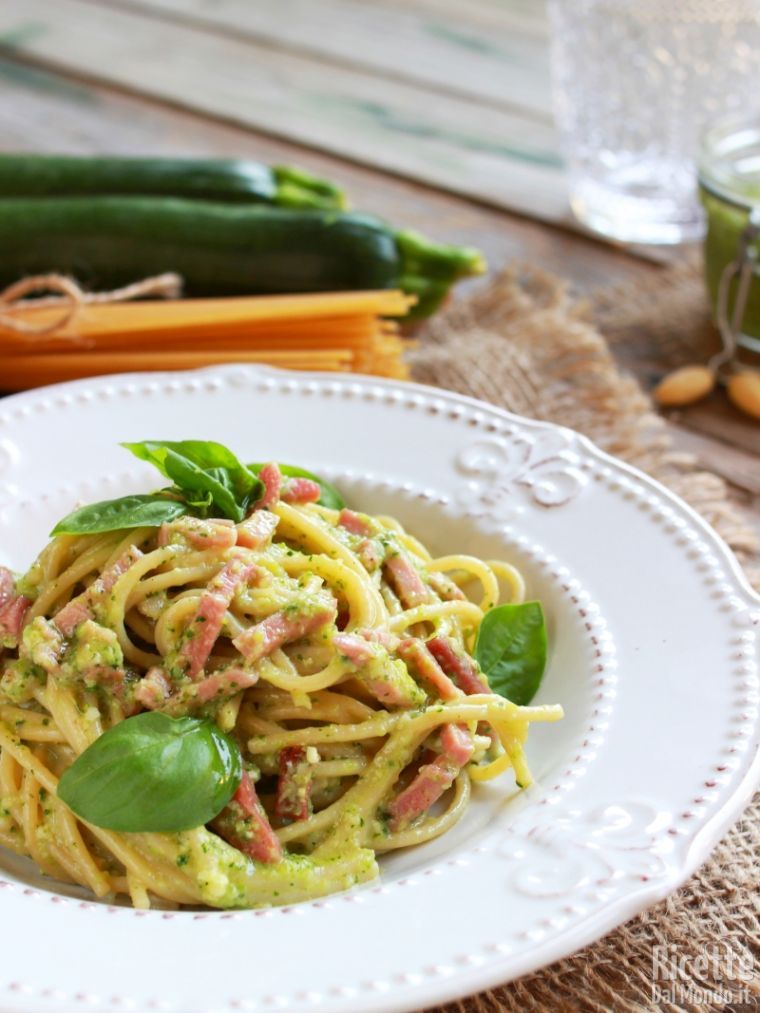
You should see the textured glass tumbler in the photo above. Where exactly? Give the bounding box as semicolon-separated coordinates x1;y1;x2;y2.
547;0;760;244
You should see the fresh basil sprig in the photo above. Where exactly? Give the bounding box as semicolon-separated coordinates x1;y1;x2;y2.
249;462;345;510
474;601;547;705
52;494;188;536
123;440;263;523
51;439;346;535
57;712;242;832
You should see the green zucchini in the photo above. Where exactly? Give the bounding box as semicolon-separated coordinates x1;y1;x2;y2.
0;197;485;317
0;154;346;210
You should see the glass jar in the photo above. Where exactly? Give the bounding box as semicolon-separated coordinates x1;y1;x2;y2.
699;116;760;353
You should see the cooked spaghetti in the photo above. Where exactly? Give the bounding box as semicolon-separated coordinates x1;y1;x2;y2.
0;463;561;909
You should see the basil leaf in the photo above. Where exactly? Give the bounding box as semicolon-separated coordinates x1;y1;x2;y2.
122;441;262;522
474;601;547;705
57;713;242;832
249;462;345;510
51;494;188;536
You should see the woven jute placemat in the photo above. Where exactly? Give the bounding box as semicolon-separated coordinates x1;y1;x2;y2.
412;261;759;1013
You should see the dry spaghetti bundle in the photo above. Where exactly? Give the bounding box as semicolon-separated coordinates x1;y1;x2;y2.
0;288;413;390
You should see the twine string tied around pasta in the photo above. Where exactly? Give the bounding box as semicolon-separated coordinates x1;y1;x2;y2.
0;272;183;340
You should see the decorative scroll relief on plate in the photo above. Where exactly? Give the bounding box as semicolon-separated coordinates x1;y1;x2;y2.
498;802;673;899
456;432;587;514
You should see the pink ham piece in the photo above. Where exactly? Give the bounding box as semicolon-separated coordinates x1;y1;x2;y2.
333;632;423;709
86;667;141;717
235;510;279;549
142;665;260;715
158;516;236;550
384;552;432;609
192;665;259;704
427;637;489;695
356;539;382;573
177;557;259;680
274;745;313;824
358;628;400;652
135;667;172;710
332;632;374;667
281;477;321;504
388;723;474;832
0;594;30;647
397;639;459;701
233;603;336;664
212;771;282;864
439;723;475;766
256;463;282;509
136;663;259;713
54;546;143;637
337;509;373;537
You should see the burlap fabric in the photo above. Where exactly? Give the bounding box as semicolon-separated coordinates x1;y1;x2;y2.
412;261;759;1013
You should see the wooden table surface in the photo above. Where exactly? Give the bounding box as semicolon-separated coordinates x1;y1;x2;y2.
0;0;757;534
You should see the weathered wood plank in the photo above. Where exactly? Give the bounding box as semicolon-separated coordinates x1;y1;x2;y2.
0;0;567;223
668;423;760;497
663;393;760;458
0;52;656;295
103;0;553;117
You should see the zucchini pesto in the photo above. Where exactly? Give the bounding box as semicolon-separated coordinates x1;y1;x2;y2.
0;440;562;910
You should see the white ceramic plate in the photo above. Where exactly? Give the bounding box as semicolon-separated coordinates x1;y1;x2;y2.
0;365;757;1013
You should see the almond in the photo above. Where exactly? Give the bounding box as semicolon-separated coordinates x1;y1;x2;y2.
727;371;760;421
653;365;715;407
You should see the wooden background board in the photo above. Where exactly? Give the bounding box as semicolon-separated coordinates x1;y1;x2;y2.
0;0;756;533
0;0;566;221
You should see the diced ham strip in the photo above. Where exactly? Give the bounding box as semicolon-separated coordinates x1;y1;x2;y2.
274;746;313;824
332;632;374;666
256;463;281;509
235;510;279;549
233;604;336;664
135;667;172;709
427;571;466;602
439;723;475;766
212;771;282;864
86;667;141;717
358;628;400;652
384;552;431;609
333;632;422;709
388;724;474;832
177;558;258;680
193;665;259;704
0;594;30;646
54;546;143;636
397;639;459;701
427;637;489;695
158;516;236;550
356;538;382;572
137;664;259;713
281;477;321;504
0;567;15;610
338;509;373;537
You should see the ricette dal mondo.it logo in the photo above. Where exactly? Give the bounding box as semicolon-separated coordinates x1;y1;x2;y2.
651;942;755;1006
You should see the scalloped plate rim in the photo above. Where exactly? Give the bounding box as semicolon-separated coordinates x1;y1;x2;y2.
0;362;757;1013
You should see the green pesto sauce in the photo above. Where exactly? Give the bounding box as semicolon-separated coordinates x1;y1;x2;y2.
701;185;760;340
171;828;378;909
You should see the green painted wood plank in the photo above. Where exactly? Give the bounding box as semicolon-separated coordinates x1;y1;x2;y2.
106;0;553;118
0;0;570;224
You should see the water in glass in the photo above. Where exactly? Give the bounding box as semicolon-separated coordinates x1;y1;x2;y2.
548;0;760;244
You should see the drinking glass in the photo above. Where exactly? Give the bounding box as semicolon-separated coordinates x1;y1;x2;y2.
547;0;760;244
